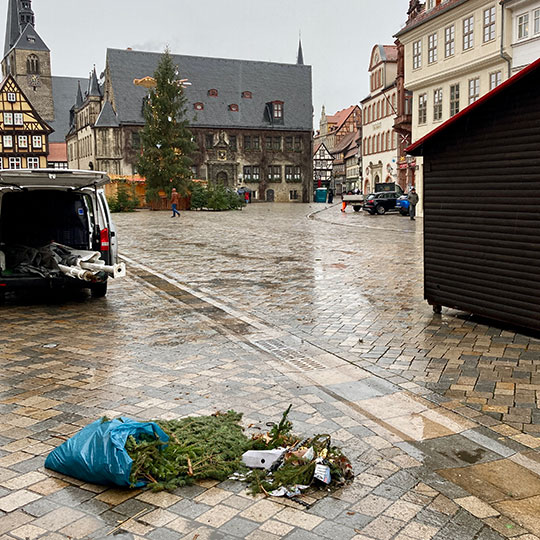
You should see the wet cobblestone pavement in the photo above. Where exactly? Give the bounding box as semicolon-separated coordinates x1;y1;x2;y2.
1;203;540;539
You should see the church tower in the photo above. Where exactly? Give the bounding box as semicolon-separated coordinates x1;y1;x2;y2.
2;0;54;122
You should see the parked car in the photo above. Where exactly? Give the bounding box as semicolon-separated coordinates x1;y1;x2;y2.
363;191;401;215
396;195;410;216
0;169;121;298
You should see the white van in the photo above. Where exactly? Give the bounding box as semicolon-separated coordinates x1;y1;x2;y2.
0;169;121;298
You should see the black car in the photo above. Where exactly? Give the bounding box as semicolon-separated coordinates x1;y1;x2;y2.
363;191;401;215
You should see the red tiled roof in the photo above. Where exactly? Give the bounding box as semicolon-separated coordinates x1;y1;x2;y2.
382;45;398;62
407;57;540;153
327;105;358;132
47;142;67;162
313;142;321;155
395;0;467;37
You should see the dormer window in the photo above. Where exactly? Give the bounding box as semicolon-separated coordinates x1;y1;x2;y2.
194;102;204;110
272;101;283;119
229;104;239;112
208;89;218;97
242;91;252;99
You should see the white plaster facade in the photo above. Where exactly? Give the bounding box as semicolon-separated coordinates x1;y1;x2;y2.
503;0;540;72
395;0;513;214
361;45;400;195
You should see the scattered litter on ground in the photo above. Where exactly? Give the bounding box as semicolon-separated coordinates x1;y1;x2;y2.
45;405;353;504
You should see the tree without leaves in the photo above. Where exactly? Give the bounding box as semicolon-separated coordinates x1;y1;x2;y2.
137;48;197;202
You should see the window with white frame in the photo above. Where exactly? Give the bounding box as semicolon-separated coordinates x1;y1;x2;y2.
294;166;301;181
483;7;496;42
18;135;28;148
518;13;529;39
32;135;42;148
450;83;460;116
27;157;39;169
252;166;260;181
7;92;16;102
445;25;455;57
535;9;540;34
14;113;23;125
9;157;21;169
463;15;474;50
3;135;13;148
490;71;502;90
413;40;422;69
433;88;443;121
418;93;427;124
469;78;480;104
428;33;438;63
427;0;435;8
3;113;13;125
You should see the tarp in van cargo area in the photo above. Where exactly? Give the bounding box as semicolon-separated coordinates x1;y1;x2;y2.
1;243;95;278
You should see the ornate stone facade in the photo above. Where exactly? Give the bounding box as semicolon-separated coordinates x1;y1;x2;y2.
67;48;313;203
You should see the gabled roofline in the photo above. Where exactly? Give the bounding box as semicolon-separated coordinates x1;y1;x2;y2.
394;0;468;38
0;73;53;134
106;47;312;70
407;57;540;154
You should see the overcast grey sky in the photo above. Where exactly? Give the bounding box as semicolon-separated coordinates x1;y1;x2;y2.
2;0;409;126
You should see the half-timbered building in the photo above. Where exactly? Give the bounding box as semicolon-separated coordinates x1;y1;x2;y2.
313;142;334;188
0;74;51;169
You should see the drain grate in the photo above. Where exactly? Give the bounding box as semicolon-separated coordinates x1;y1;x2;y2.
252;339;326;371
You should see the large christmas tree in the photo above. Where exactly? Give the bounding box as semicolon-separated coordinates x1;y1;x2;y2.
137;49;197;202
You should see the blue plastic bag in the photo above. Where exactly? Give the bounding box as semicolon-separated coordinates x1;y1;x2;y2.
45;417;169;487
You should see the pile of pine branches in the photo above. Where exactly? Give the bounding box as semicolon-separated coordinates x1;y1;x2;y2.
125;407;353;495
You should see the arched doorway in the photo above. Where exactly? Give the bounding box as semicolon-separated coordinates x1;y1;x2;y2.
374;174;380;183
266;189;275;202
364;179;370;194
216;171;228;185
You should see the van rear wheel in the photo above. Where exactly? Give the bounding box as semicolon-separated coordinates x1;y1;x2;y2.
90;282;108;298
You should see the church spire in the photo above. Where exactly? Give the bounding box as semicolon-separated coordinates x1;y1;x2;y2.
76;80;83;108
87;66;102;97
3;0;36;58
297;36;304;65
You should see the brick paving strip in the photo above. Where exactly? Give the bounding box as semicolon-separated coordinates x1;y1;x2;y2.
0;207;539;539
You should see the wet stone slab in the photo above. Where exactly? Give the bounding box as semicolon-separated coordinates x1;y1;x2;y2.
0;205;540;538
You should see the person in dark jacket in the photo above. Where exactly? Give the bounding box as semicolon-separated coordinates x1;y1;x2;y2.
327;188;334;204
408;187;419;220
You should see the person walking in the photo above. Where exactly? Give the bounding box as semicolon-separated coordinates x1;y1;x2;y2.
327;188;334;204
171;188;181;217
408;187;419;220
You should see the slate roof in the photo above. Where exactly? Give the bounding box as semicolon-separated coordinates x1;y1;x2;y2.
94;100;119;128
10;23;49;54
49;76;81;143
106;48;312;131
4;0;20;58
87;67;102;97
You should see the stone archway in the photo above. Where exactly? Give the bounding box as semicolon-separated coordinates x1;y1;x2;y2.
216;171;228;186
266;189;275;202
